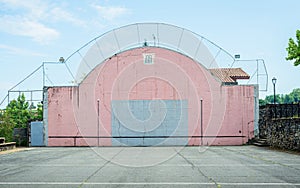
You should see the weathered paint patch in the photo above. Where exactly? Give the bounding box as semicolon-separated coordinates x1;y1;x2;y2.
111;100;188;146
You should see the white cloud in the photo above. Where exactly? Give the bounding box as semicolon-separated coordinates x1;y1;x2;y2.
49;7;86;27
0;16;59;44
0;0;86;44
93;5;130;21
0;0;86;26
0;0;48;20
0;1;131;44
0;44;46;57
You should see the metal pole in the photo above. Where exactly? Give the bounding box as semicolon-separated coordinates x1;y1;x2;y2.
256;60;259;86
273;83;276;105
31;91;33;104
97;99;100;147
43;62;45;88
273;82;276;118
200;99;203;146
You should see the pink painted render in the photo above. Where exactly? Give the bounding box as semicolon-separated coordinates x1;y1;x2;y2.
47;47;255;146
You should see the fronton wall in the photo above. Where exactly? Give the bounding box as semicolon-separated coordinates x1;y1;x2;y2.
46;47;255;146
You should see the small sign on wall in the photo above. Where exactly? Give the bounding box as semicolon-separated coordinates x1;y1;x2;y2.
143;53;155;65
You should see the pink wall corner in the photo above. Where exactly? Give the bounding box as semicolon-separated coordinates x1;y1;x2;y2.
213;85;255;145
47;87;79;146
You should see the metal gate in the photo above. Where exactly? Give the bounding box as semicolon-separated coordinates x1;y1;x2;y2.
30;121;44;146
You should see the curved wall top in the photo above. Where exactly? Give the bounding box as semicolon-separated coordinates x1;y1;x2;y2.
63;23;235;84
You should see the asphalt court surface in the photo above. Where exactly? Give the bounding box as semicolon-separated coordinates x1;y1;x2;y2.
0;146;299;187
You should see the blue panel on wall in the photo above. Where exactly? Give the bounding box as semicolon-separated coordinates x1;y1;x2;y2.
30;121;44;146
111;100;188;146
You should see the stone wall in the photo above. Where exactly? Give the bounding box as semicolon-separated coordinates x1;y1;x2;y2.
267;118;300;151
258;106;268;138
259;103;300;151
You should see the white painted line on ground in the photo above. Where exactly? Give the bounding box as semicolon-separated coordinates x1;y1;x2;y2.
2;164;298;167
219;183;300;186
0;182;299;186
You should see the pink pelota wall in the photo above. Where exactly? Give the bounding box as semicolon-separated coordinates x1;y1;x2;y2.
47;47;255;146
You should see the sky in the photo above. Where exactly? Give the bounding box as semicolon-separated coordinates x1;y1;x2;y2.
0;0;299;107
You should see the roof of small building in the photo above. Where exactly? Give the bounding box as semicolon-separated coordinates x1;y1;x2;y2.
209;68;250;83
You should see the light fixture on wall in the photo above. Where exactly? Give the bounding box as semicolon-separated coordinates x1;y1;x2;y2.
59;57;65;63
234;54;241;59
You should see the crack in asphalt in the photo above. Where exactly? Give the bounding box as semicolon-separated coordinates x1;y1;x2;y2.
174;148;220;187
78;148;125;188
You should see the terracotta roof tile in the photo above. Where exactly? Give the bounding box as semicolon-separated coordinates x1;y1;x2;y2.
209;68;250;83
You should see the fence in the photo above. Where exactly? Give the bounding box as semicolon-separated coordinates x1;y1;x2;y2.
260;103;300;119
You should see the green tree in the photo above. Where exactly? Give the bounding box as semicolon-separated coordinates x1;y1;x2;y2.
29;102;36;110
259;99;267;106
0;94;43;142
31;103;43;121
264;94;282;104
5;94;31;128
259;88;300;106
286;30;300;66
283;94;293;104
290;88;300;102
0;110;14;142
